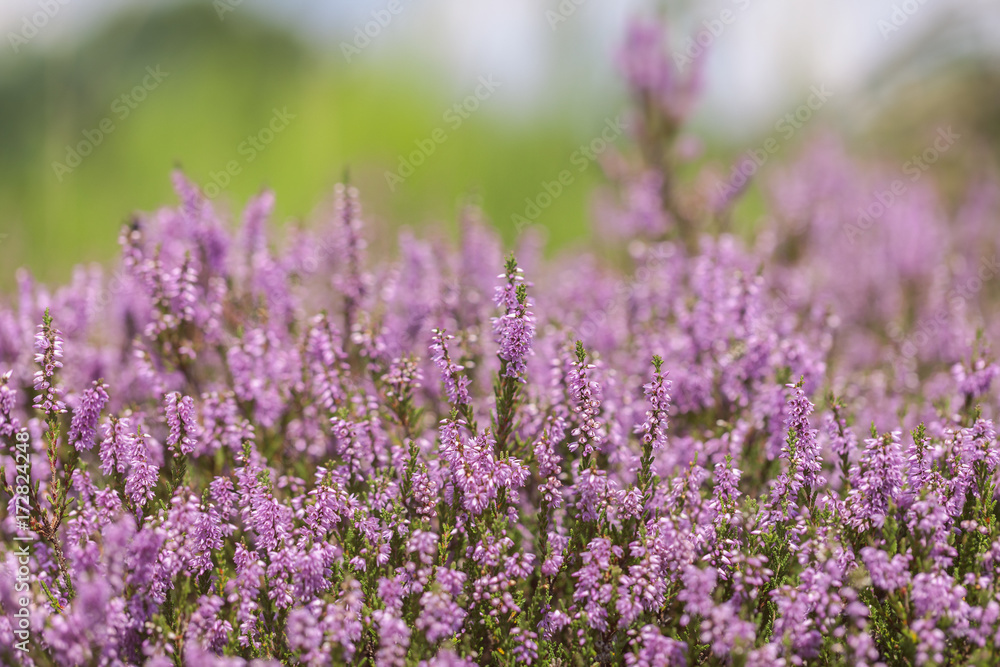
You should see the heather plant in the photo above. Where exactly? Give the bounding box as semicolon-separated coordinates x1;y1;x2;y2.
3;17;1000;667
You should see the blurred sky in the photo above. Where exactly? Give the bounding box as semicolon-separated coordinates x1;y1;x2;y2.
3;0;999;138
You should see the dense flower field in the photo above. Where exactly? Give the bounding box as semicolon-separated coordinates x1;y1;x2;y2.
3;17;1000;667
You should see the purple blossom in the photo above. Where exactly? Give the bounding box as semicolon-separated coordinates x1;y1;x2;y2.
229;543;265;646
417;587;466;643
123;427;159;507
0;370;21;439
164;391;199;455
638;357;670;451
861;546;911;591
492;257;535;378
567;343;605;457
625;625;687;667
374;610;411;667
68;379;109;451
846;430;904;529
100;415;135;477
429;328;470;406
32;310;66;416
187;594;233;654
572;538;623;632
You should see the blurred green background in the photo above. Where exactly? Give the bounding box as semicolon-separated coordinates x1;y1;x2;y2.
1;0;998;291
0;2;629;290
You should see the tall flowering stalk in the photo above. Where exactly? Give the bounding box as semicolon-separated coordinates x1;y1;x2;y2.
430;328;472;425
332;181;368;333
33;309;66;418
491;255;534;455
164;390;198;490
568;341;604;464
765;381;823;526
636;354;669;519
26;310;78;602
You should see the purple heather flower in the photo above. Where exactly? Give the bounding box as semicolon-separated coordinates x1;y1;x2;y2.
33;311;66;416
332;182;369;323
236;445;292;553
956;418;999;473
510;626;539;664
374;610;411;667
100;415;135;477
824;404;857;460
200;391;254;456
68;379;109;451
619;19;701;123
567;343;605;457
492;257;535;378
429;328;471;406
638;359;670;451
439;418;504;516
0;370;21;439
229;543;265;646
534;415;566;508
572;538;623;632
764;383;823;525
574;466;616;523
418;650;479;667
625;624;687;667
677;564;718;619
617;538;671;628
124;427;159;507
325;580;365;661
417;588;467;643
952;358;1000;400
383;355;423;406
304;313;346;412
226;325;299;430
189;503;224;576
846;431;904;530
164;391;199;455
285;602;327;666
187;594;233;654
861;547;911;592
